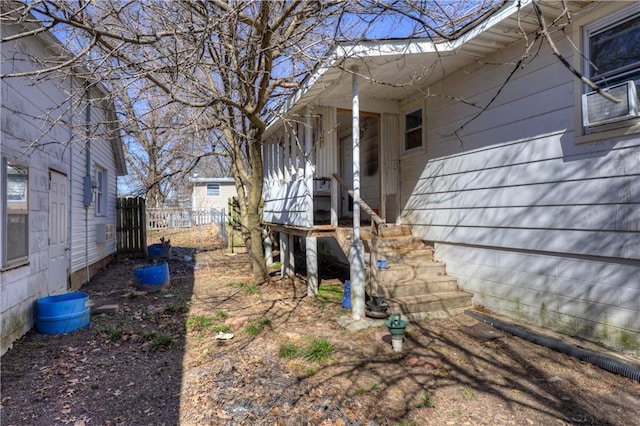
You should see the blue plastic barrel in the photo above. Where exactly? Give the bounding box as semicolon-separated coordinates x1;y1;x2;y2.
342;280;351;309
36;292;90;335
148;244;171;259
133;262;170;292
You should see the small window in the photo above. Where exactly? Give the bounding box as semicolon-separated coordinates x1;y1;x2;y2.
585;9;640;88
95;167;107;216
404;108;423;151
206;183;220;197
2;158;29;267
580;5;640;132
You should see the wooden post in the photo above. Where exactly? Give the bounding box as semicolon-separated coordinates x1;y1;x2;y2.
350;68;366;320
280;232;289;278
287;234;296;278
306;236;318;296
264;229;273;267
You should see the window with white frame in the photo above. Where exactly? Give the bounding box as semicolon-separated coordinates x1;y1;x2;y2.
206;183;220;197
95;166;107;216
584;7;640;87
2;158;29;267
404;108;423;151
581;5;640;129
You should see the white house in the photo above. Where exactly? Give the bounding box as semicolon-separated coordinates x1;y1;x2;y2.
1;19;127;354
190;177;236;213
262;0;640;350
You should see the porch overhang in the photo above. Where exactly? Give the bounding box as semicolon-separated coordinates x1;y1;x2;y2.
265;0;593;137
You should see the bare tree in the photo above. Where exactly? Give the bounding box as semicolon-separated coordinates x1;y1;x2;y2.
4;0;600;284
1;0;351;282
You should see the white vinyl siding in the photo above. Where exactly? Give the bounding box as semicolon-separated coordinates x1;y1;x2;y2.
399;20;640;346
69;92;119;274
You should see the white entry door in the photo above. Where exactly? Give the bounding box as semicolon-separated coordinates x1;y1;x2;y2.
49;171;69;291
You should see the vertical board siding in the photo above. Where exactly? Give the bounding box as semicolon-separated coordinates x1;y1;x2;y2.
263;114;315;227
263;176;310;227
316;106;338;178
382;113;400;221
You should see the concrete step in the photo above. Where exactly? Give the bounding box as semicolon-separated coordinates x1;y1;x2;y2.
386;290;473;320
377;276;460;298
377;224;413;238
377;248;434;263
376;262;446;281
365;236;427;252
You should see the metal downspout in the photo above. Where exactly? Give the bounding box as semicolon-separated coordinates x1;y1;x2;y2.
85;87;91;284
68;77;74;288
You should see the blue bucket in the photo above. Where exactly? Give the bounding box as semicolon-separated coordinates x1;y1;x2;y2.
37;292;90;335
148;244;171;259
342;280;351;309
133;262;170;292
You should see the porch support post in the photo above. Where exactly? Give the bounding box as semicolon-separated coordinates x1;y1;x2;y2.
304;108;314;228
288;234;296;277
264;229;273;267
279;232;289;278
306;236;318;296
304;108;319;295
331;175;338;228
350;68;366;320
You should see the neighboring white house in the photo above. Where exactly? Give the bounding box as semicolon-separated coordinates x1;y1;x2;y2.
262;0;640;350
1;19;127;354
190;177;236;213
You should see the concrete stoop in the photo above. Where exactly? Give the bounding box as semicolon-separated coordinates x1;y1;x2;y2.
349;224;473;320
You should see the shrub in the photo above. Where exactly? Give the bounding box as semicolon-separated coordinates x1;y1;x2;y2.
278;342;300;359
186;315;213;331
301;337;334;363
244;318;272;336
101;327;123;342
150;334;173;350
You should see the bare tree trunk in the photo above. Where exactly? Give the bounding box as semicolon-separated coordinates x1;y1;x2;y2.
243;134;268;283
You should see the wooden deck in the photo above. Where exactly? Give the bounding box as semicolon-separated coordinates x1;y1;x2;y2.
265;223;337;238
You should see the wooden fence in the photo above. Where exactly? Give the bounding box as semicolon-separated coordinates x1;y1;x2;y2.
117;197;147;257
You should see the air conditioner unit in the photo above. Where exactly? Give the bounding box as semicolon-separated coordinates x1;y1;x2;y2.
96;223;114;243
582;80;639;127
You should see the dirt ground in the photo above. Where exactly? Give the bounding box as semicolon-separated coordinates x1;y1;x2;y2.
2;225;640;426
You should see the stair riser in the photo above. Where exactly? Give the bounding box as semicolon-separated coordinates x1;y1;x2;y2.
379;281;459;297
378;226;412;238
388;295;472;314
376;265;445;281
368;239;426;251
377;251;434;263
394;307;471;322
